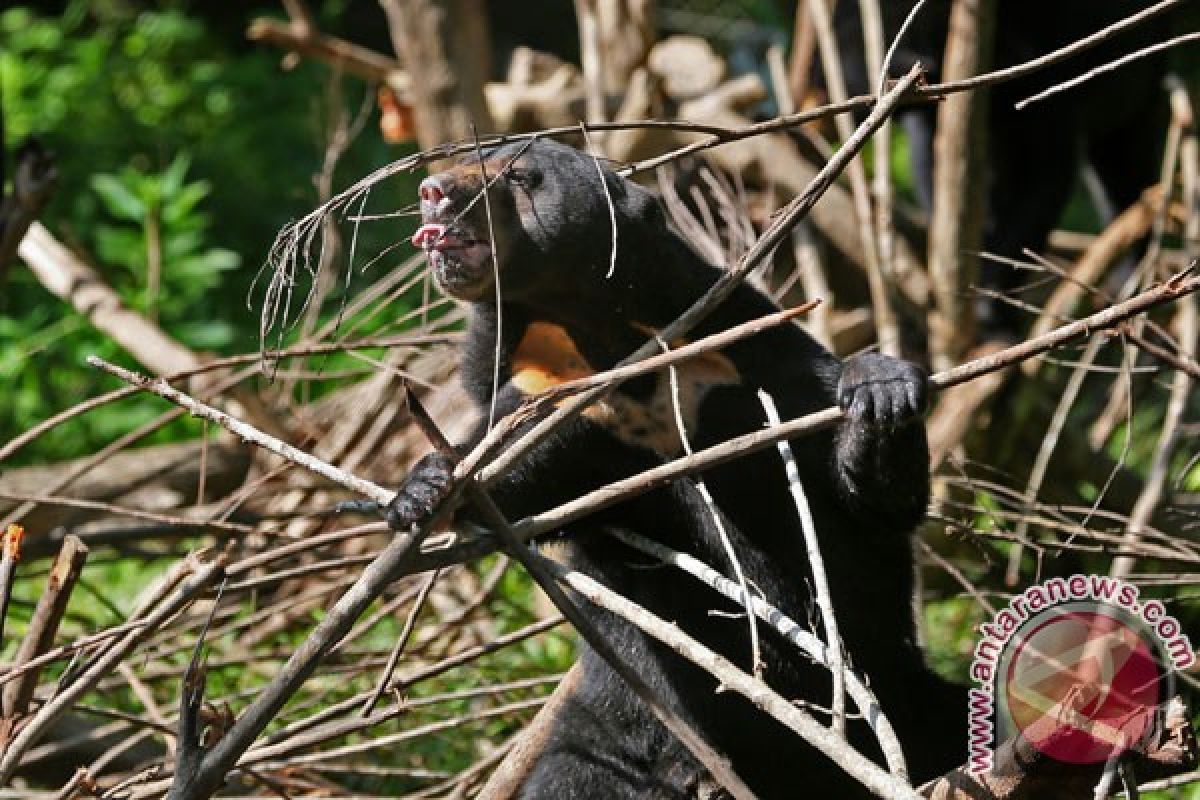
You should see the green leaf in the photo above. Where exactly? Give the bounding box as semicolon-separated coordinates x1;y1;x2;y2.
162;229;205;261
181;249;241;274
174;319;234;349
90;174;146;221
161;181;210;225
160;152;191;197
93;226;146;272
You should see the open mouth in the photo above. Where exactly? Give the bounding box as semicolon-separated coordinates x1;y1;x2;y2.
411;222;494;295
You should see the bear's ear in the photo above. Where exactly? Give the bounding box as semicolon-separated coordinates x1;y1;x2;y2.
606;172;667;232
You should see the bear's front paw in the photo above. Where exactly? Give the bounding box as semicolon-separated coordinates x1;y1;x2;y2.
386;452;456;532
837;352;929;428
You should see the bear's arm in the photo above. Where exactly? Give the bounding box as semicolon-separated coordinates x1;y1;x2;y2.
702;284;931;531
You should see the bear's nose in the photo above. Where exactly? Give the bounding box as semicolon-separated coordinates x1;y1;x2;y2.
419;176;446;206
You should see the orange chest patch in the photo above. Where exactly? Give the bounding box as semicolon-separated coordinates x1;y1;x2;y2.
508;320;742;458
511;322;596;394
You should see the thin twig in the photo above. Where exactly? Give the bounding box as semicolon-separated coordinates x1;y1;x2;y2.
534;550;924;800
1110;295;1197;579
1;534;87;721
0;526;23;647
758;389;847;737
1005;335;1107;586
1016;32;1200;111
662;338;762;678
581;124;619;279
86;358;392;506
807;0;896;355
606;527;908;778
360;567;441;715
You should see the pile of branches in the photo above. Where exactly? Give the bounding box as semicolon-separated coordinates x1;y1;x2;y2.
1;1;1198;798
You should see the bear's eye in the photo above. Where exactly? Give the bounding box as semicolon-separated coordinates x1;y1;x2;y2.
505;168;542;189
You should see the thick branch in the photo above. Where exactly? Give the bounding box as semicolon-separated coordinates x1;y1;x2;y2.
0;535;86;720
246;16;409;90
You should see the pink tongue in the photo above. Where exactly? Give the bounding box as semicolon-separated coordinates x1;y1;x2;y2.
412;223;447;248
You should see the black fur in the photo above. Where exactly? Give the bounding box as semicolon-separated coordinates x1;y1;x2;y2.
389;139;966;797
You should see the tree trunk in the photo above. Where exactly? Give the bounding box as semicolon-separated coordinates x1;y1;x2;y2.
379;0;494;151
927;0;995;370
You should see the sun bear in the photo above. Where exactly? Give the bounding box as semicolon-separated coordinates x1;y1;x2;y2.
387;138;966;797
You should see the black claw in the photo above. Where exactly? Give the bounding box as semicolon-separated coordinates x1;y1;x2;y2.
872;386;893;426
838;352;929;428
336;499;383;515
849;389;873;421
890;388;908;423
385;452;457;532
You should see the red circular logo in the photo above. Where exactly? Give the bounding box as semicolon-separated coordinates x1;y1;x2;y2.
1004;608;1162;764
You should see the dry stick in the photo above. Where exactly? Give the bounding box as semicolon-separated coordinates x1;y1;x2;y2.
360;567;441;716
1098;86;1197;576
402;386;759;800
475;667;582;800
0;526;22;646
0;493;255;536
574;0;606;131
1016;31;1200;111
85;304;811;552
0;535;87;720
758;390;848;739
660;340;762;679
807;0;898;356
787;0;821;103
605;527;909;779
0;362;261;532
244;679;560;766
401;276;1200;582
621;0;1183;177
0;556;200;690
548;301;819;398
504;272;1200;546
928;0;994;371
863;0;908;357
0;329;455;464
580;124;619;279
89;278;1197;794
0;387;138;464
255;697;547;769
477;66;924;490
0;559;223;786
86;358;391;507
1110;293;1198;580
1027;188;1162;347
1005;335;1107;586
532;550;925;800
245;616;563;755
1127;327;1200;379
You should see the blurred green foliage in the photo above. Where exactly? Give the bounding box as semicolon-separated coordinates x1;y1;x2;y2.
90;153;241;346
0;1;415;464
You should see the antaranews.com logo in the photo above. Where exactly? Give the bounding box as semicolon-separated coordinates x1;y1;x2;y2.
968;574;1195;774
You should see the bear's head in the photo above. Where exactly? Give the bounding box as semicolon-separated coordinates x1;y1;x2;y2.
411;138;665;304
